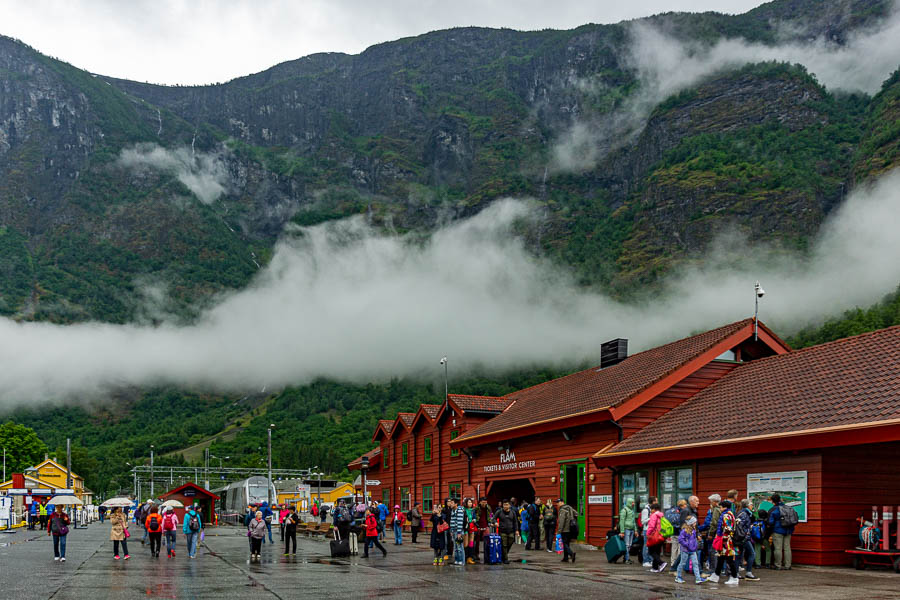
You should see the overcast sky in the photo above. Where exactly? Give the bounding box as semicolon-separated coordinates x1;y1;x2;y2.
0;0;766;85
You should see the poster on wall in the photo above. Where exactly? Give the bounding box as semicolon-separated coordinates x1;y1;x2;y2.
661;471;675;492
747;471;808;523
622;473;635;493
0;496;11;521
637;475;648;493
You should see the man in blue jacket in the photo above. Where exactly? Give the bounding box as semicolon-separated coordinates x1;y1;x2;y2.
260;502;274;544
767;494;795;570
183;504;203;558
377;501;389;540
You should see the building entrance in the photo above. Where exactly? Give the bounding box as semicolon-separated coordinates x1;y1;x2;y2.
560;462;585;540
487;478;535;507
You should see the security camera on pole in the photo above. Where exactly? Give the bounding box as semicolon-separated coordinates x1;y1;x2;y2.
754;281;766;341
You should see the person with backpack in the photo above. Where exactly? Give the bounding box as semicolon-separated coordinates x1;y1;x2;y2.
556;498;578;563
665;499;686;572
183;505;202;558
767;494;797;570
144;506;163;557
47;504;70;562
752;508;773;569
709;500;739;585
543;498;558;554
736;499;759;580
161;506;179;557
409;502;423;544
525;497;543;551
109;506;130;560
376;501;389;540
334;500;351;542
283;505;299;556
260;501;274;544
493;499;519;565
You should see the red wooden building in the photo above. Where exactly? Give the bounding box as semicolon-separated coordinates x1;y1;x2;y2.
349;319;900;563
159;482;219;526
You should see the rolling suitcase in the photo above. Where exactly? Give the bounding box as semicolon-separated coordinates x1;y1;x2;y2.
330;528;350;558
484;533;503;564
605;532;627;563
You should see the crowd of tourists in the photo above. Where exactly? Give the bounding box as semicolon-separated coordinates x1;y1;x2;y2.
319;495;580;566
617;489;798;586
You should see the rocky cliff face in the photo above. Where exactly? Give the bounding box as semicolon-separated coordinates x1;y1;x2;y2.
0;0;898;322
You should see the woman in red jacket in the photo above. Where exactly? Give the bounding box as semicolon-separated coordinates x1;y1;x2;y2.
362;508;387;558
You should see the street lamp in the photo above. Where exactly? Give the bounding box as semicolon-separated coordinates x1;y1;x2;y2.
440;356;448;399
267;425;275;504
150;445;155;499
361;456;369;504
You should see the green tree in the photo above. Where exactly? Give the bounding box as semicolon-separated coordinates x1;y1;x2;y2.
0;421;48;475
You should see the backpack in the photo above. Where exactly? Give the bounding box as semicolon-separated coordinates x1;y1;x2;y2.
50;516;61;534
149;515;160;531
340;507;351;524
733;516;748;543
635;512;643;531
780;505;799;528
569;518;579;538
163;513;176;530
659;517;674;538
664;506;682;527
189;513;200;532
750;520;765;542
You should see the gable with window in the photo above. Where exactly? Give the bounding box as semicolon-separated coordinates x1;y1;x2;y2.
450;430;459;457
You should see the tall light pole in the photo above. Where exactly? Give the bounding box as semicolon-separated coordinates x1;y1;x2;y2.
2;447;5;482
204;448;210;490
267;425;275;504
150;445;155;499
66;438;72;489
361;456;369;503
440;356;448;399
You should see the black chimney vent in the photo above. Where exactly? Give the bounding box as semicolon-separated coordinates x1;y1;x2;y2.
600;338;628;368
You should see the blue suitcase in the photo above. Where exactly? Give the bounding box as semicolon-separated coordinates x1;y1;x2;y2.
484;533;503;564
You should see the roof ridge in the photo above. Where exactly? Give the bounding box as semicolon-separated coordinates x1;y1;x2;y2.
504;318;753;400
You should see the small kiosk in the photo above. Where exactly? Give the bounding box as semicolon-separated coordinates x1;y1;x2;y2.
159;483;219;526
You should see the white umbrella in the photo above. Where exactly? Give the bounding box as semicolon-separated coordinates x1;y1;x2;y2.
161;499;184;508
101;497;134;508
48;495;83;505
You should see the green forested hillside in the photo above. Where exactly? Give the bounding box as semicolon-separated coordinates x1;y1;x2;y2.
2;1;900;497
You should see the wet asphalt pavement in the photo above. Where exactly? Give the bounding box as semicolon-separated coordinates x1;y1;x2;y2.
2;523;898;599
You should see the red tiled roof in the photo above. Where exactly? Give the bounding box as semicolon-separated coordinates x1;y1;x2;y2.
597;325;900;459
372;419;394;441
398;413;415;428
421;404;441;420
348;447;382;470
448;394;513;414
455;319;760;445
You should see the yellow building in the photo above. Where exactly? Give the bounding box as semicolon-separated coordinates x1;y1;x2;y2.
25;459;87;500
276;481;355;511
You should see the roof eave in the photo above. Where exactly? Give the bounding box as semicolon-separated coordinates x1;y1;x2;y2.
451;408;614;449
592;420;900;468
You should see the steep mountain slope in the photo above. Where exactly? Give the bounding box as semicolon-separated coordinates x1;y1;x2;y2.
2;0;897;322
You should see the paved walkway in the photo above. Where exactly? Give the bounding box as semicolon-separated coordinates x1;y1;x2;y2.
1;523;897;599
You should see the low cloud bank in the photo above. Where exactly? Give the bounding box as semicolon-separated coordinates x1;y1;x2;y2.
1;169;899;406
552;7;900;171
118;143;229;204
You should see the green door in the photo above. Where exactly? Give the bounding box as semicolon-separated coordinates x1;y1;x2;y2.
559;462;586;541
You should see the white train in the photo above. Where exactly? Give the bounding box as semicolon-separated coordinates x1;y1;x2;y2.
213;476;277;525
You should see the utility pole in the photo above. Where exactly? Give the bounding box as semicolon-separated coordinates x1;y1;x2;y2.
361;456;369;503
66;438;72;489
318;470;322;507
2;447;5;482
267;425;274;504
204;448;210;490
150;445;155;499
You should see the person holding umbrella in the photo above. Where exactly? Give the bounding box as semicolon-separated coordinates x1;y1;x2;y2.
47;504;70;562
